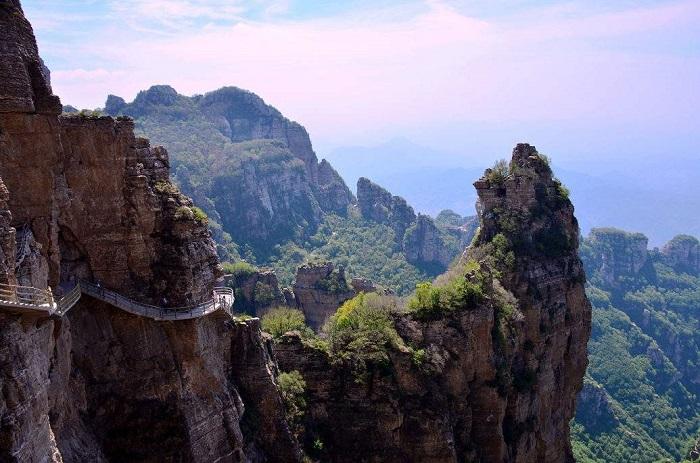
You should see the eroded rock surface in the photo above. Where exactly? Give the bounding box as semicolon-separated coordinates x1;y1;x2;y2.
662;234;700;275
403;214;453;268
293;262;355;330
0;4;298;462
276;144;591;463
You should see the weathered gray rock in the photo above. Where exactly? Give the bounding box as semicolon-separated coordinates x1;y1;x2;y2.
225;267;288;316
661;234;699;275
584;228;649;288
575;380;617;430
293;262;355;330
0;177;16;285
403;214;453;268
357;177;416;240
317;159;354;215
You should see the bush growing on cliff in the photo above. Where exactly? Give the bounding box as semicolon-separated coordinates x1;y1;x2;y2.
315;269;351;294
277;370;307;437
486;159;510;184
191;206;208;223
325;293;404;378
407;260;485;319
222;260;258;277
155;180;180;196
262;307;312;339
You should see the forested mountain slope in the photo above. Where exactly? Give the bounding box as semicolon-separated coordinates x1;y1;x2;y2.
573;229;700;462
98;87;472;293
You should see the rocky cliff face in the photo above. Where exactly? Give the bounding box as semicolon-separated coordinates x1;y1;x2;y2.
583;228;649;288
105;86;356;256
357;177;417;239
580;228;700;397
292;262;355;330
316;159;354;215
276;144;591;462
226;267;288;316
661;234;700;275
403;214;453;269
357;177;457;271
0;178;15;285
0;4;299;462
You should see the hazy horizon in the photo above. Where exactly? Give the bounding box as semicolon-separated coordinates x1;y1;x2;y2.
23;0;699;166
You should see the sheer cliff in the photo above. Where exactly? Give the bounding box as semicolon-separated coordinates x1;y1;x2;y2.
0;3;298;462
104;85;354;258
1;4;592;462
275;144;591;462
573;228;700;462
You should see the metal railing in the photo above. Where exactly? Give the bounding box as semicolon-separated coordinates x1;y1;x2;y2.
0;283;55;311
0;280;235;321
77;280;235;320
54;283;83;316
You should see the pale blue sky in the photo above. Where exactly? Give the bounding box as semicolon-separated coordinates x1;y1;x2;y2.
21;0;700;167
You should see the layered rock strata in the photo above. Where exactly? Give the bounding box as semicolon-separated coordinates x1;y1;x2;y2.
293;262;355;330
0;3;299;462
276;144;591;463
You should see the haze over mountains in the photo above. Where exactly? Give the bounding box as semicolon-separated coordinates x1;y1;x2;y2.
326;138;700;246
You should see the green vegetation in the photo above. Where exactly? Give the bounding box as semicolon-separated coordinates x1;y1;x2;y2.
191;206;208;223
154;180;180;195
261;307;312;339
407;267;485;320
268;211;447;295
277;370;307;434
554;179;570;201
314;268;351;294
77;109;104;119
173;206;192;221
324;293;404;379
573;229;700;463
486;159;510;184
221;260;258;278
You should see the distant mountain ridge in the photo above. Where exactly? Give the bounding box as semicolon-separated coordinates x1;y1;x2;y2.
574;228;700;462
326;140;700;245
98;85;470;292
104;85;353;258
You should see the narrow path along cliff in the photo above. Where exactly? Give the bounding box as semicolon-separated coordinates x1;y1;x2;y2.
0;2;591;462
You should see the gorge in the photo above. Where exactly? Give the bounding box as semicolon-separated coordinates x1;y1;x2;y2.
1;1;595;461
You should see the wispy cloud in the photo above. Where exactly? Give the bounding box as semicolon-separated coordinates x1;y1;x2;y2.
22;0;700;152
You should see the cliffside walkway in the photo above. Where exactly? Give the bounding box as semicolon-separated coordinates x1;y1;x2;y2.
0;281;235;321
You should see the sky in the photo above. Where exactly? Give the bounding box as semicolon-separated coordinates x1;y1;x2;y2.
22;0;700;165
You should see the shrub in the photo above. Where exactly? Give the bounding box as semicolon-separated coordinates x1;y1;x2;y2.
491;233;516;270
155;181;179;195
486;159;510;184
325;293;404;378
554;179;570;202
222;261;258;278
407;260;485;320
262;307;311;338
277;370;306;432
315;269;350;294
411;348;428;368
174;205;193;221
191;206;208;223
